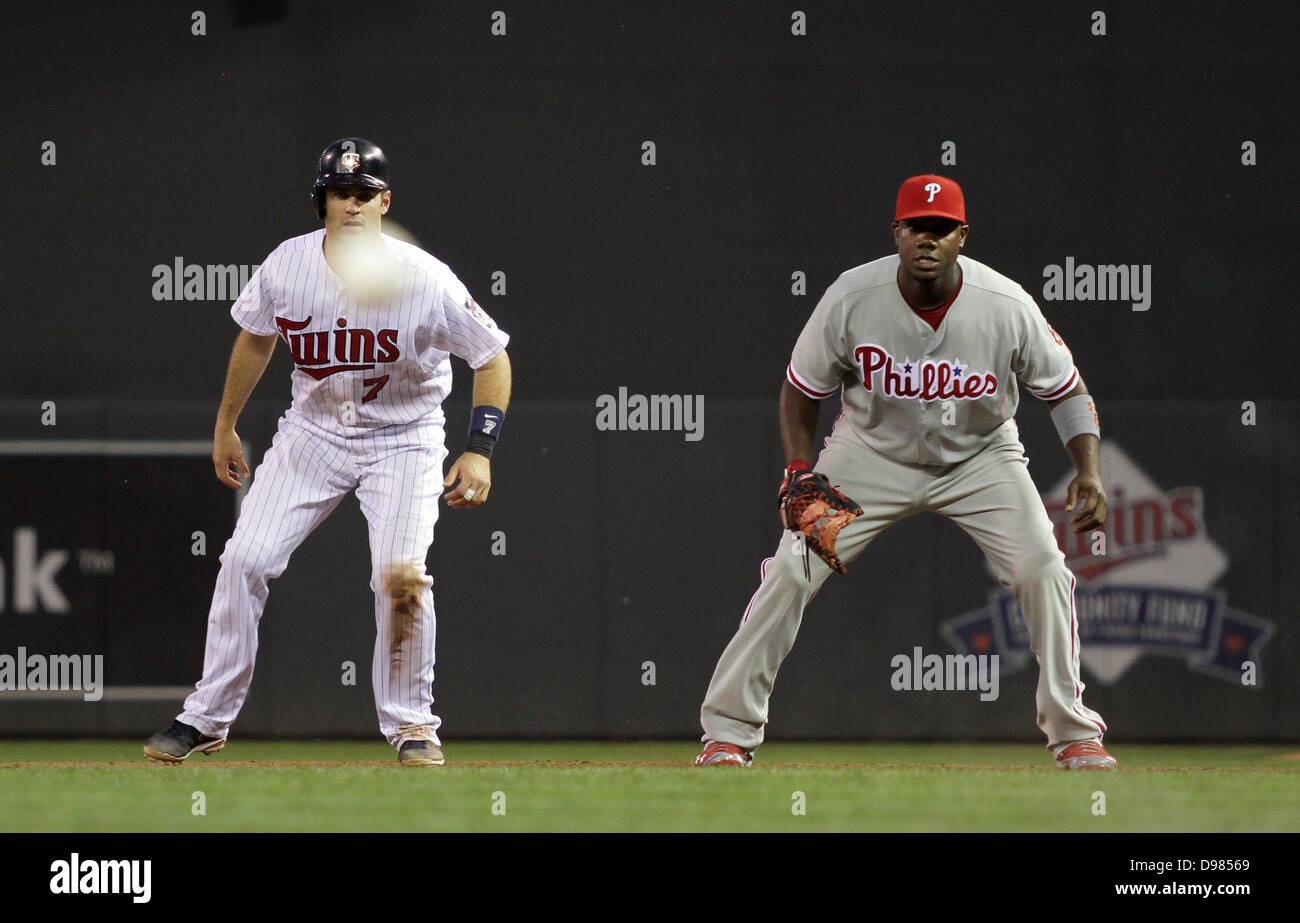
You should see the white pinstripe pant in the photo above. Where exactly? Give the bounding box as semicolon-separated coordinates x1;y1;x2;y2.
701;422;1108;752
179;411;447;749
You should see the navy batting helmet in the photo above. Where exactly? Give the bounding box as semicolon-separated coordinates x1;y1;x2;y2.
312;138;389;218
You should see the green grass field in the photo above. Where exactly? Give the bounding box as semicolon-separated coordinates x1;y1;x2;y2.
1;740;1296;833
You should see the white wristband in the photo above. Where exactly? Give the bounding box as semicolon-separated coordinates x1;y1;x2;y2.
1050;393;1100;447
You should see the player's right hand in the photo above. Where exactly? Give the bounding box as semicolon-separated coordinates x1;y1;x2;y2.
213;428;251;489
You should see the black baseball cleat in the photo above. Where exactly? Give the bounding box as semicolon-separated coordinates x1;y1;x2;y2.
398;740;445;766
143;720;227;763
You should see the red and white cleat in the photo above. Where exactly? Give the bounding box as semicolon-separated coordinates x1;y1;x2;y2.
694;740;754;767
1054;739;1117;771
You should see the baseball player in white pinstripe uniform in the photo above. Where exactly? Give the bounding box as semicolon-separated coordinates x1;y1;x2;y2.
695;175;1116;771
145;138;511;766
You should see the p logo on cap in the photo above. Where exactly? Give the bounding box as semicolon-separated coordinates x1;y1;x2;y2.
895;174;966;223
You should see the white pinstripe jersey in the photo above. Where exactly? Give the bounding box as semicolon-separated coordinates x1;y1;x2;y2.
231;229;509;436
787;254;1078;466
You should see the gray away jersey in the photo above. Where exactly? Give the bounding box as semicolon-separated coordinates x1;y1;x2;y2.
787;254;1078;466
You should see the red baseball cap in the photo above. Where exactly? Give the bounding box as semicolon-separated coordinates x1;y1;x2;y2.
894;174;966;223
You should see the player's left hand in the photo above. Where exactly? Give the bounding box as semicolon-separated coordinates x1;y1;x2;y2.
1065;473;1108;534
443;452;491;508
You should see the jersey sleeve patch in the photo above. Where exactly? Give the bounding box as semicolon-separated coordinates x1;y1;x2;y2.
1014;304;1077;399
431;273;510;368
461;295;500;333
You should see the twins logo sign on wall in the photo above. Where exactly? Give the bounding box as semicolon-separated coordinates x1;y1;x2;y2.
941;442;1274;686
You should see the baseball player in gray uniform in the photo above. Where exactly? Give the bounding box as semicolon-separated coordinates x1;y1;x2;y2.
696;174;1115;770
145;138;512;766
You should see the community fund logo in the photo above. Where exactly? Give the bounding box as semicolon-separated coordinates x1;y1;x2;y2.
940;442;1273;685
